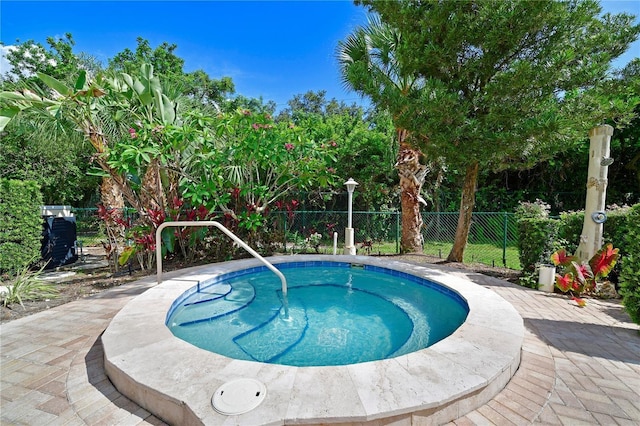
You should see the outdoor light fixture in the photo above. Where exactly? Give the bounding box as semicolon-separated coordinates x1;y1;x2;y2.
344;178;358;255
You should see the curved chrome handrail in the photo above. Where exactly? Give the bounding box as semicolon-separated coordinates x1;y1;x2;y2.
154;221;288;298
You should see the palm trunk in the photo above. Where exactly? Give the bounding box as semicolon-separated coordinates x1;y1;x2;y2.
396;130;427;253
100;177;124;211
399;170;424;252
141;158;165;213
88;131;141;212
447;161;479;262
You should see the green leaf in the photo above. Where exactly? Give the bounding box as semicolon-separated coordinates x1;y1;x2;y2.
0;91;27;101
161;227;175;253
121;73;134;89
86;167;110;177
118;246;136;266
37;72;72;96
45;104;61;119
74;70;87;91
141;63;154;80
0;106;20;131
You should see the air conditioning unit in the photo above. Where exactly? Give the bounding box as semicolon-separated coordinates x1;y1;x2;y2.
41;205;73;217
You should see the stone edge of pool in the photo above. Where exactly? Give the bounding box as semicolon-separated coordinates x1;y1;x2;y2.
102;255;524;425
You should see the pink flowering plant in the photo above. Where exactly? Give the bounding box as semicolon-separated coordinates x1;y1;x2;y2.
551;243;620;307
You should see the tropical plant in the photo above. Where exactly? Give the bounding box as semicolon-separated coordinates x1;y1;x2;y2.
551;243;620;307
1;263;58;309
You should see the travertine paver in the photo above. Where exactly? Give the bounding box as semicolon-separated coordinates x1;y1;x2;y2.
1;262;639;425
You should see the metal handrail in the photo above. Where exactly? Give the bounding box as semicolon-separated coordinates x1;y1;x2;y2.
154;221;288;298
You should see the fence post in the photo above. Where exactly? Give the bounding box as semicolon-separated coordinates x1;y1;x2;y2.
502;212;508;267
283;212;287;252
396;212;400;254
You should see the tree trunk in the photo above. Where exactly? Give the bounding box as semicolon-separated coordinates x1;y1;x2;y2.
447;161;479;262
396;131;427;253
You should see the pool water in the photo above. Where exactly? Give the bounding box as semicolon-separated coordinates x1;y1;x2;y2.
167;263;468;366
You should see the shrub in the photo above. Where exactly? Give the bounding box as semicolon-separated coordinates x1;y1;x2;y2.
557;211;584;254
514;199;551;220
619;204;640;326
0;179;43;274
515;200;559;287
1;262;58;309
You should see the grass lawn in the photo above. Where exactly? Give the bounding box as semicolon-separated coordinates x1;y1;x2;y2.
360;240;521;270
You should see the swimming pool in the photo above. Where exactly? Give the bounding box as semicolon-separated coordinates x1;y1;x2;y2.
103;255;524;425
166;262;469;366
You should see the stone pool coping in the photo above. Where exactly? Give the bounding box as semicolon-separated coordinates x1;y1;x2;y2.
102;255;524;425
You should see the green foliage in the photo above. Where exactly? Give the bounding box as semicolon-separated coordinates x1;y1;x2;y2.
0;34;98;88
516;217;559;275
1;263;58;309
619;204;640;325
0;111;99;205
176;108;340;217
557;211;584;254
556;207;629;280
0;179;43;274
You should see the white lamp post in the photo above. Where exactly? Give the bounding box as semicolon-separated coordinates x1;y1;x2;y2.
344;178;358;255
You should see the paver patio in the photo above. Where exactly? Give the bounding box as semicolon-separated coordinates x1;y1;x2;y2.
1;261;638;425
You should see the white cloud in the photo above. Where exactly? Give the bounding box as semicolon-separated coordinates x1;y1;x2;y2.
0;45;17;76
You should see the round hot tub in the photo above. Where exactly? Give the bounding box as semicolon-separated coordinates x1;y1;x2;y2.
103;255;523;425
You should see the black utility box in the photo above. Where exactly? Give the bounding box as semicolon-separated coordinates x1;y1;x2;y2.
41;206;78;269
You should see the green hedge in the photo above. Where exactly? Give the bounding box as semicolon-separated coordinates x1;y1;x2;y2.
619;204;640;326
0;179;43;274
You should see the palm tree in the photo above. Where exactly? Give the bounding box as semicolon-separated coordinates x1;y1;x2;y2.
337;15;428;253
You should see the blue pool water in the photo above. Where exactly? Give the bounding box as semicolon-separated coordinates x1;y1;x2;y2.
166;262;468;367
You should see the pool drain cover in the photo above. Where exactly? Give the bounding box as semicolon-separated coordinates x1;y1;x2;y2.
212;378;267;415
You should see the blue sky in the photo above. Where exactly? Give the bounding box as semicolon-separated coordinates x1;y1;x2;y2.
1;1;638;112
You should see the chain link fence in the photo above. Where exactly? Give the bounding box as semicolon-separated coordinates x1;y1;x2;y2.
279;211;519;269
72;208;520;269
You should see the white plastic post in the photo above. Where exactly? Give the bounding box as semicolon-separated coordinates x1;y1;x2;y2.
538;265;556;293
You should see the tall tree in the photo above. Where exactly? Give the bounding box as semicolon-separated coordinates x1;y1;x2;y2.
338;15;430;253
359;0;640;261
0;34;102;205
108;37;235;110
0;34;92;87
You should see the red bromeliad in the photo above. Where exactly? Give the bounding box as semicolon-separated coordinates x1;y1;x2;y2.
550;243;619;307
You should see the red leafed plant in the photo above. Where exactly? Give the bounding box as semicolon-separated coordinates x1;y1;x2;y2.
551;244;620;307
